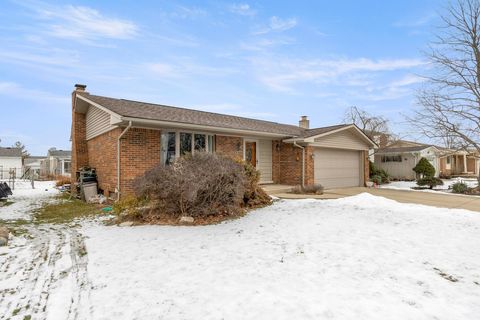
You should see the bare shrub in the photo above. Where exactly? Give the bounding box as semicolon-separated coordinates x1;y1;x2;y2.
239;161;272;207
134;152;247;218
290;184;324;195
55;175;71;187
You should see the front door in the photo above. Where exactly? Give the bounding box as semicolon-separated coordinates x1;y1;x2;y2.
245;141;257;168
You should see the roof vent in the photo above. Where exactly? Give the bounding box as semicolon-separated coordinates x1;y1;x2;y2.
299;116;309;129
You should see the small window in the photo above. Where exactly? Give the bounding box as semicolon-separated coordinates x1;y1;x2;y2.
180;132;192;155
207;135;215;152
161;132;176;165
381;155;402;162
446;156;451;164
194;134;206;151
64;161;71;174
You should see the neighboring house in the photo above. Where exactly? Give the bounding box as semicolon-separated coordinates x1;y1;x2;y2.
0;147;22;179
24;156;45;179
438;149;480;177
71;84;376;198
41;148;72;177
374;140;440;180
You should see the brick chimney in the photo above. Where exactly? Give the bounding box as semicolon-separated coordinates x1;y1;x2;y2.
299;116;309;129
74;84;87;92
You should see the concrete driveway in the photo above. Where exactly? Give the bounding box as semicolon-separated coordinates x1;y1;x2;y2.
263;185;480;212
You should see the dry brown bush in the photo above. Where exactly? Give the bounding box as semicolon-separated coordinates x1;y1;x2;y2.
134;152;247;218
55;175;72;187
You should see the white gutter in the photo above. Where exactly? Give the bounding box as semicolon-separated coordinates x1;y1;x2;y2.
119;117;291;138
293;141;305;187
116;121;132;201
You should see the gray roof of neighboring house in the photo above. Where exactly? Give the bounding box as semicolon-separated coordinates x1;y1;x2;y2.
376;145;435;154
301;124;352;138
81;93;306;137
49;150;71;157
0;147;22;157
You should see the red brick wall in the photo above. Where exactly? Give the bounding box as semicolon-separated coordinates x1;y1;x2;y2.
272;141;304;185
87;128;121;196
215;135;243;160
71;93;89;185
119;128;161;195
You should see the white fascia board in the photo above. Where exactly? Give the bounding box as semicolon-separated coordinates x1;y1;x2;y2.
119;116;291;138
76;95;122;118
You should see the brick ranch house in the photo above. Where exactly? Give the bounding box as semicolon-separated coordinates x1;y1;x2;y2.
71;84;376;199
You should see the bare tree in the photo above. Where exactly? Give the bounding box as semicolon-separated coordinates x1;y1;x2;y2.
343;106;393;145
12;141;30;160
412;0;480;182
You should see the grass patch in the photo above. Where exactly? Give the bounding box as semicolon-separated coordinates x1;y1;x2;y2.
32;194;99;224
0;200;14;207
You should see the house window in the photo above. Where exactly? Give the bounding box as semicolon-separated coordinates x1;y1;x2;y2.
180;132;192;155
446;156;451;164
194;134;206;151
64;161;71;174
161;132;176;165
162;131;215;164
208;135;215;152
381;155;402;162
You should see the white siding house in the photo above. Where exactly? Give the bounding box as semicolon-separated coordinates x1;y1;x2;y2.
0;147;23;179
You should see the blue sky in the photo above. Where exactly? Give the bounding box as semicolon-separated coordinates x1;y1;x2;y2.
0;0;443;155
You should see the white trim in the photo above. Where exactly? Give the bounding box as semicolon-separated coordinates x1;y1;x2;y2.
76;95;121;117
283;124;377;148
120;117;289;138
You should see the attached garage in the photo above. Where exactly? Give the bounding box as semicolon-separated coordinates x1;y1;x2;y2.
314;148;362;188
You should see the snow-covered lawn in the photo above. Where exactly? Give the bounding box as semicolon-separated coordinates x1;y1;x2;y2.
0;180;58;220
1;190;480;319
380;177;479;194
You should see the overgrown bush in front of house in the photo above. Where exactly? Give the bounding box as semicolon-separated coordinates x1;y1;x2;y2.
126;152;271;223
416;176;444;189
290;184;324;195
239;160;272;207
451;182;469;194
369;161;390;184
413;157;435;178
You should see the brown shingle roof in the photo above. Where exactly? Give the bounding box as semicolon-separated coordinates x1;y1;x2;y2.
376;145;435;153
81;93;305;136
301;124;352;138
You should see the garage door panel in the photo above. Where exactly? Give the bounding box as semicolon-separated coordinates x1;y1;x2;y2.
314;148;361;189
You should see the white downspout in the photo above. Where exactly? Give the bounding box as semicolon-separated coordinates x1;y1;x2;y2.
293;141;305;187
117;121;132;201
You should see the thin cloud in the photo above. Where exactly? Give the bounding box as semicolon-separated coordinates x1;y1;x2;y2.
147;59;240;78
252;56;425;93
0;81;69;104
254;16;297;35
230;3;256;16
393;12;437;28
24;3;138;42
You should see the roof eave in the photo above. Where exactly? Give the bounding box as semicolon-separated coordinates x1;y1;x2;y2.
119;116;295;138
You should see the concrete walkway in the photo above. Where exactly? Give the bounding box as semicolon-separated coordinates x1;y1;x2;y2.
263;185;480;212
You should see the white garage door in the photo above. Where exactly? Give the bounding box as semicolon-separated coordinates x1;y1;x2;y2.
314;148;362;188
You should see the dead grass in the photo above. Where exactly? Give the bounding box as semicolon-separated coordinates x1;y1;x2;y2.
32;194;100;224
55;175;71;187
